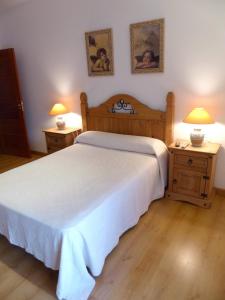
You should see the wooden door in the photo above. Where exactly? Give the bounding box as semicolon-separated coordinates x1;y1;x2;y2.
0;48;30;157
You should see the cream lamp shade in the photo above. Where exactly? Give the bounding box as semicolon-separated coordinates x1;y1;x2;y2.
49;103;68;116
49;103;69;130
183;107;214;147
183;107;214;124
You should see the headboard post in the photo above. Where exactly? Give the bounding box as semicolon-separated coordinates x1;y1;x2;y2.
165;92;175;146
80;92;88;132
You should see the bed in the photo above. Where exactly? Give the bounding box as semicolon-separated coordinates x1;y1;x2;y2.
0;92;174;300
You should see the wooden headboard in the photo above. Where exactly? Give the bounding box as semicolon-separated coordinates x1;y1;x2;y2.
80;92;175;146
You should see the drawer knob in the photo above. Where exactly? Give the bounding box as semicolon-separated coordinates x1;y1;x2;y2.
187;158;193;165
173;179;177;184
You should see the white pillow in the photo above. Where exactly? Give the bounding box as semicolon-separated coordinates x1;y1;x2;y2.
76;131;168;187
76;131;167;156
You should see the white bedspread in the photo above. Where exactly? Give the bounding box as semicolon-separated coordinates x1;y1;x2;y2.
0;143;166;300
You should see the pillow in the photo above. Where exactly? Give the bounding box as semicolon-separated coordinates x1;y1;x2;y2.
76;131;168;187
76;131;167;156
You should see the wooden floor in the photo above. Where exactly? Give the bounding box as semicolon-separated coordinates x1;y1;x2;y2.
0;153;43;174
0;154;225;300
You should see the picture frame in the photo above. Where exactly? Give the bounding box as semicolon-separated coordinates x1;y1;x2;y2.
130;19;164;73
85;28;114;76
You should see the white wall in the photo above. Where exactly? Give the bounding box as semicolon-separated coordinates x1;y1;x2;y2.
1;0;225;188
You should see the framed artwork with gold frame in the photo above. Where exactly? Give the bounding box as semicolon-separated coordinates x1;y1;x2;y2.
85;28;114;76
130;19;164;74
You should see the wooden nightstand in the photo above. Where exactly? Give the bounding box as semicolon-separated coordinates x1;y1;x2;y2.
166;142;220;208
43;128;82;154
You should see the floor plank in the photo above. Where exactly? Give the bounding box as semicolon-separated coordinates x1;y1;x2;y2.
0;154;225;299
0;154;42;174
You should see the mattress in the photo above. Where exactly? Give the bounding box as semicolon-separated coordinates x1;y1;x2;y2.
0;134;167;300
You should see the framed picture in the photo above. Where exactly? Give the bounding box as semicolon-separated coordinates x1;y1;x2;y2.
130;19;164;73
85;28;114;76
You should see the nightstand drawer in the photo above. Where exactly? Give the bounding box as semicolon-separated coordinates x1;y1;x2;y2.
174;153;208;171
46;134;66;147
43;128;81;154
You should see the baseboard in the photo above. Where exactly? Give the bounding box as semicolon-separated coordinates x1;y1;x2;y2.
215;187;225;197
31;151;47;157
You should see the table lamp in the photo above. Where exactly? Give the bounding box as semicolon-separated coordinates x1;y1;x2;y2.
49;103;68;130
183;107;214;147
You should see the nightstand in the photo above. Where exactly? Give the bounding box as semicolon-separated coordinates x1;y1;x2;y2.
166;142;220;208
43;128;82;154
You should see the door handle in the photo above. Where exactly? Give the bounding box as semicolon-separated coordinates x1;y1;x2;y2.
18;102;24;111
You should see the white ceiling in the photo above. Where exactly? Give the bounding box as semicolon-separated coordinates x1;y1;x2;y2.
0;0;32;13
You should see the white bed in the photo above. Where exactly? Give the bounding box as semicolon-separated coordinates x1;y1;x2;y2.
0;131;168;300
